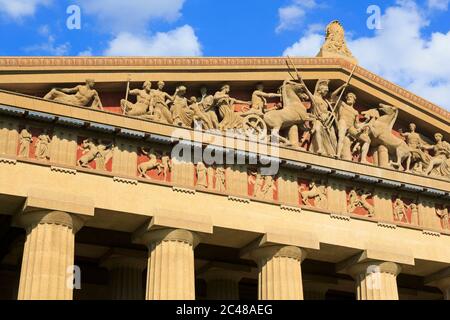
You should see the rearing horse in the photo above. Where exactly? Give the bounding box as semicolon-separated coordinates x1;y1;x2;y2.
264;80;311;145
363;103;411;170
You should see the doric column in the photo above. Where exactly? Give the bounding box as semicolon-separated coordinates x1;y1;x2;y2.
101;250;147;300
347;261;401;300
15;210;83;300
250;245;306;300
136;228;199;300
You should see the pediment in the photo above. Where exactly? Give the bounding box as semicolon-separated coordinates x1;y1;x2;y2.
0;56;448;183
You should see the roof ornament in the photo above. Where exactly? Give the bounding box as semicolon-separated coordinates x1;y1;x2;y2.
317;20;358;64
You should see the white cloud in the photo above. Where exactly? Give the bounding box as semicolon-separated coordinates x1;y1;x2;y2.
283;33;323;57
282;0;450;110
427;0;449;10
77;0;186;33
0;0;51;19
104;25;202;56
276;0;317;33
25;25;70;55
78;48;93;56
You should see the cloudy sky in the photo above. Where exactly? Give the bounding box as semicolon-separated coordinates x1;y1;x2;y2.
0;0;449;110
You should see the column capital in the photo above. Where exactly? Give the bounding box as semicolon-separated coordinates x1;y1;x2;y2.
134;227;200;249
250;245;307;263
346;261;402;279
14;210;85;233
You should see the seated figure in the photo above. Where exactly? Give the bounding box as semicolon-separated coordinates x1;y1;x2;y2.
44;79;103;110
121;81;153;118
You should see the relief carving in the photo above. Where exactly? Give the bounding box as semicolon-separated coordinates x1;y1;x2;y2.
77;138;114;170
347;188;374;217
299;180;328;209
248;170;277;201
138;147;167;179
436;206;449;230
44;79;103;110
34;131;51;160
18;127;32;158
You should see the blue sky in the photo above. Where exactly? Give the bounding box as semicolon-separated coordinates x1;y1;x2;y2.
0;0;449;109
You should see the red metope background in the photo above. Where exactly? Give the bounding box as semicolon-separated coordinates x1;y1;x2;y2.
391;196;414;224
298;179;316;207
247;171;278;201
137;149;171;182
346;187;374;216
77;136;113;172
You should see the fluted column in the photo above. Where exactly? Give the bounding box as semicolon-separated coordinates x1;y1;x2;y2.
347;261;401;300
250;245;306;300
137;228;199;300
203;269;242;300
15;210;83;300
102;255;147;300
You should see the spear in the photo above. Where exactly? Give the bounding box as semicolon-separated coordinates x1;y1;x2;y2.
125;74;131;102
325;64;357;129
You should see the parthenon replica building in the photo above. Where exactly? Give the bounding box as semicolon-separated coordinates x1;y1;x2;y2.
0;21;449;300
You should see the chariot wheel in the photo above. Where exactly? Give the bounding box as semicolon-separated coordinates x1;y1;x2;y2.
242;114;267;141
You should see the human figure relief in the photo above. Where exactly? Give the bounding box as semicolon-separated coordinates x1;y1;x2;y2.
301;79;337;156
410;203;419;225
151;81;175;124
330;85;371;163
248;171;264;198
138;148;163;179
18;128;32;157
199;87;219;130
422;133;450;178
393;198;408;223
77;138;99;168
214;84;251;131
347;189;374;217
196;162;208;189
299;181;328;209
44;79;103;110
121;81;153;118
215;166;226;192
189;96;212;130
399;123;429;173
436;207;449;230
160;152;172;181
241;83;281;117
260;176;276;201
34;131;51;160
95;141;114;171
171;86;194;128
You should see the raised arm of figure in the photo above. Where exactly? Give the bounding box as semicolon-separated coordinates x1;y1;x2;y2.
331;83;348;102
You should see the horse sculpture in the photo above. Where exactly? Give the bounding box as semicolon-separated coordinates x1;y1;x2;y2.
263;80;312;145
362;103;411;170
